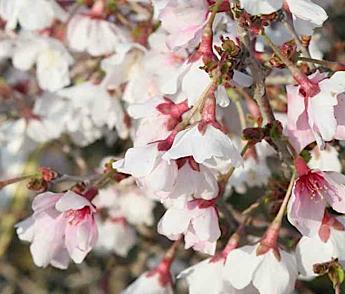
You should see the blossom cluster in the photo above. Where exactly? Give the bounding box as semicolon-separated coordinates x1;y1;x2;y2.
1;0;345;293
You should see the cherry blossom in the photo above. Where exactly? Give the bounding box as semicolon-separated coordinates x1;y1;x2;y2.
66;1;128;57
57;82;129;145
16;191;98;268
240;0;327;36
158;198;221;255
1;0;345;292
128;96;189;146
95;218;137;257
0;0;67;31
156;158;219;201
101;43;146;91
158;0;209;50
163;124;243;171
229;141;274;194
121;255;174;294
287;71;345;152
296;214;345;279
309;145;342;172
113;143;178;195
179;258;241;294
108;30;188;104
2;32;73;91
287;157;345;236
178;233;258;294
94;177;155;227
225;244;297;294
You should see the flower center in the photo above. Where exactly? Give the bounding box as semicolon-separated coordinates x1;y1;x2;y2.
297;172;327;200
65;206;91;225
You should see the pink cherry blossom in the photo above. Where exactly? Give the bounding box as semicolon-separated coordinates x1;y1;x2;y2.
128;96;189;146
16;190;98;269
287;157;345;237
240;0;328;37
240;0;283;15
158;198;221;255
158;0;209;50
287;71;345;152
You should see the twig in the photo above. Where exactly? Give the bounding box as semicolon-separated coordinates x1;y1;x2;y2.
273;171;296;225
283;20;315;70
0;174;38;190
297;57;345;71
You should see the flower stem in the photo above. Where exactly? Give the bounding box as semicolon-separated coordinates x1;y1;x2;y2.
261;31;320;97
0;174;38;190
199;0;223;59
219;142;250;184
273;171;296;226
297;57;345;71
165;238;181;261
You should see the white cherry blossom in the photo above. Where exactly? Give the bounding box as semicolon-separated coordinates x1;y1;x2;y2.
163;124;243;171
67;14;128;56
95;218;137;257
225;245;298;294
0;0;67;31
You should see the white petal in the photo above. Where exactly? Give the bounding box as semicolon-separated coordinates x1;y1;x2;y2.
157;207;191;237
296;236;334;278
55;191;91;212
287;0;328;26
308;93;337;142
15;217;35;242
252;250;297;294
240;0;283;15
321;71;345;94
191;207;221;242
225;245;262;289
114;145;159;177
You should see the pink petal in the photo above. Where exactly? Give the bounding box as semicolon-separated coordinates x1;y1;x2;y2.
32;192;63;212
323;172;345;213
287;186;326;236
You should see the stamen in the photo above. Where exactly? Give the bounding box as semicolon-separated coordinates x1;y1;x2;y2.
65;206;91;225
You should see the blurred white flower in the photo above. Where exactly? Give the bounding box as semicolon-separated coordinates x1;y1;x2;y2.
2;32;73;91
95;218;137;257
0;0;67;31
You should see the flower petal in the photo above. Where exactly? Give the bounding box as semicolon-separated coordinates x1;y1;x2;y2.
225;245;262;290
55;191;91;212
